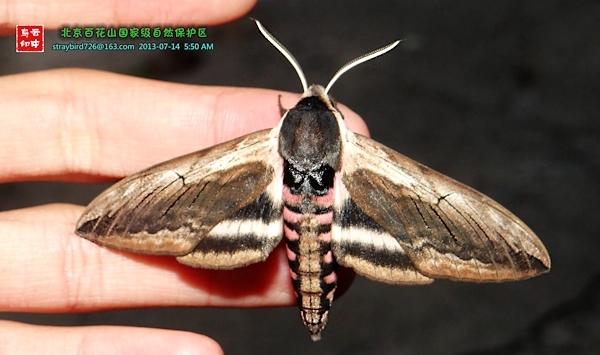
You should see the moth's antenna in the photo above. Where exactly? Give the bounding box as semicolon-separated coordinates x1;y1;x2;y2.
253;19;308;92
325;40;401;94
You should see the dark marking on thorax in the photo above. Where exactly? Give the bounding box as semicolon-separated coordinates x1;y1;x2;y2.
279;95;341;196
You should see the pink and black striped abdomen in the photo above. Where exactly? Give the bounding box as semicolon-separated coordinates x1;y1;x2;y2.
283;184;338;341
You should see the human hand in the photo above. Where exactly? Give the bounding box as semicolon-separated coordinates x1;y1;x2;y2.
0;1;368;353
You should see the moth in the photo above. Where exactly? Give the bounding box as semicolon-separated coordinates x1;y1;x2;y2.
76;20;551;341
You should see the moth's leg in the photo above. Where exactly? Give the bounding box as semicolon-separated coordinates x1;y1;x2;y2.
278;94;287;117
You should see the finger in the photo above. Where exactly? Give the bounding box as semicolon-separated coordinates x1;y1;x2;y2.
0;320;223;355
0;0;256;33
0;204;355;311
0;69;368;183
0;204;296;312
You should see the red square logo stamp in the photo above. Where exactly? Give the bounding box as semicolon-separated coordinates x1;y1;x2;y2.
16;25;44;52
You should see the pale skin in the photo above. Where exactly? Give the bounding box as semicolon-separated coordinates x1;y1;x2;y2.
0;1;368;353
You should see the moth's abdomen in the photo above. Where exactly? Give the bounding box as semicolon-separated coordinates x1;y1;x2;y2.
283;185;338;341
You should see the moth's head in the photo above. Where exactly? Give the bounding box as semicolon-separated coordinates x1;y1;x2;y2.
299;85;337;112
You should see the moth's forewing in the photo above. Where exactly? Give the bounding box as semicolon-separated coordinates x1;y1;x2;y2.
76;129;284;266
338;133;550;282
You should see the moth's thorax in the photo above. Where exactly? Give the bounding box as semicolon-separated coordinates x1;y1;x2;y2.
279;85;342;172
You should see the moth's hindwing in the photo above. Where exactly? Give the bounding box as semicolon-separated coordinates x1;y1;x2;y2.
76;129;285;269
177;191;283;269
332;193;434;285
337;132;550;282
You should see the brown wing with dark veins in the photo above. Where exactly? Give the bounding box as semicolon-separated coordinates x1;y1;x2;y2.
337;132;550;282
76;129;285;268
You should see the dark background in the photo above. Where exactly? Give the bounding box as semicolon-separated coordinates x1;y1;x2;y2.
1;1;599;354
